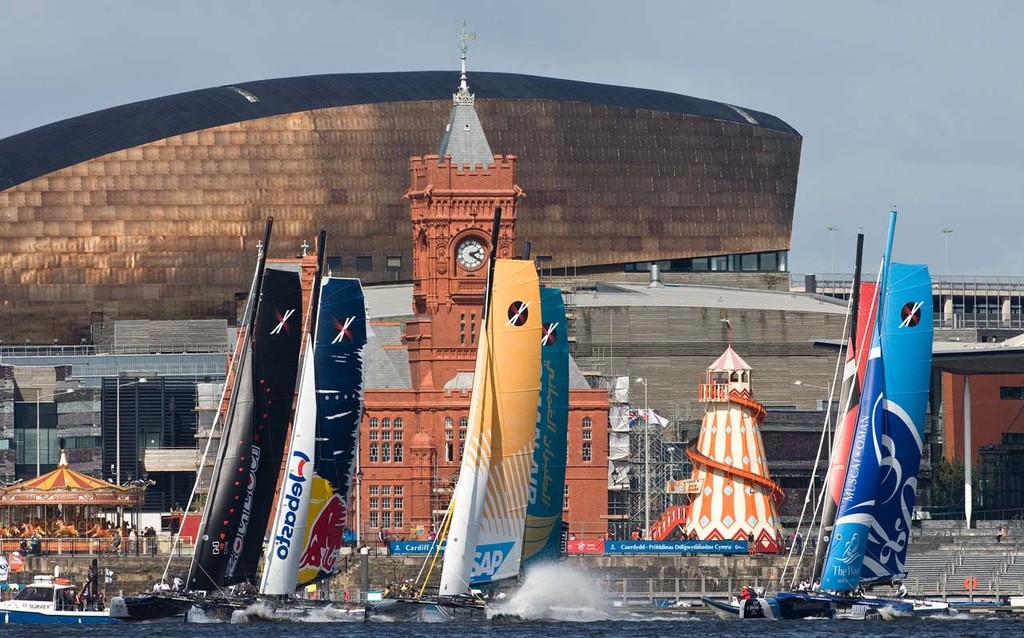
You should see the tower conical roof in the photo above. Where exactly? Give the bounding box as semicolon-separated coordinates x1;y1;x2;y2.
437;42;494;169
708;346;751;371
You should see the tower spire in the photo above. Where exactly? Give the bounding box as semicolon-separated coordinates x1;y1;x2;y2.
459;21;476;96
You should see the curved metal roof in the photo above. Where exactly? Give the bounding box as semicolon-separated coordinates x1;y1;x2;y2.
0;70;799;191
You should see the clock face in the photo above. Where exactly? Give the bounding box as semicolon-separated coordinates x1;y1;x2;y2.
456;238;486;270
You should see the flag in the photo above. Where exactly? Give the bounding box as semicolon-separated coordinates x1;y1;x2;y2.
628;408;669;428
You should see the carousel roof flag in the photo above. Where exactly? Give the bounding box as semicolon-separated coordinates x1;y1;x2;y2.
0;451;146;506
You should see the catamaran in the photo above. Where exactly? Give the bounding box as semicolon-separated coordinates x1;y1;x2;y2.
250;230;368;620
371;215;543;621
704;210;947;619
110;218;304;621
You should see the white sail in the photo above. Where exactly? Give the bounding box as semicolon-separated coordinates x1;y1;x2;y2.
259;333;318;595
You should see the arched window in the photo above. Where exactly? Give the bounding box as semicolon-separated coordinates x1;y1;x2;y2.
445;442;453;463
445;417;454;428
369;417;379;428
381;417;391;428
369;443;379;463
381;443;391;463
459;416;468;428
394;417;403;429
582;417;592;428
394;443;403;463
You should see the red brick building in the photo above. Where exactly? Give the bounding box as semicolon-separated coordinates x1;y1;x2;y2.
352;70;609;541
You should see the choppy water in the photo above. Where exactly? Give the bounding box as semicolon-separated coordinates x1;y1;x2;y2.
0;616;1019;638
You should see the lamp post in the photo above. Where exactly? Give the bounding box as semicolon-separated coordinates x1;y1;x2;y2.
942;228;954;279
355;463;363;546
827;225;840;273
115;377;147;485
634;377;650;539
32;389;41;477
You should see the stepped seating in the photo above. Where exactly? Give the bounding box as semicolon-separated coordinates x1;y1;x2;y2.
903;519;1024;596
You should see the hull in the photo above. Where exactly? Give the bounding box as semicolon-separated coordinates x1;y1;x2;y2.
0;606;116;624
108;592;196;621
702;593;835;620
829;595;952;619
369;596;486;621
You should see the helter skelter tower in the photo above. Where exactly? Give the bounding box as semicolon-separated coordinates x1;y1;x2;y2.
684;343;784;553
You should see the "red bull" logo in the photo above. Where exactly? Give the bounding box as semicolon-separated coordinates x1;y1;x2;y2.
273;450;311;560
299;492;346;577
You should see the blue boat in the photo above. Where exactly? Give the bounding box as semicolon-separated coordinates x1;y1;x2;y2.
0;574;116;624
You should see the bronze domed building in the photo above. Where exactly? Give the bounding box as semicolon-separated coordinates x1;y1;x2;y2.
0;71;801;344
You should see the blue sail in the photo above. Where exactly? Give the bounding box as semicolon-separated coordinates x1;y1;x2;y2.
296;277;368;584
521;286;570;569
819;262;932;591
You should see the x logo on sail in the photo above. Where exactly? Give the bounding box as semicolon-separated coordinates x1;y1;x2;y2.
541;322;559;346
506;301;531;326
332;316;356;343
271;308;296;334
899;302;923;328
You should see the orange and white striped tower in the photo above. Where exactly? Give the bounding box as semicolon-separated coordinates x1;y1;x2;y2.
684;346;784;553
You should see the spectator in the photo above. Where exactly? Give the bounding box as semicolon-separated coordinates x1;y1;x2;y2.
997;526;1007;543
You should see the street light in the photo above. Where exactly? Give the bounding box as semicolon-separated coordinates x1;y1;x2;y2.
942;228;954;279
827;225;840;273
355;460;364;546
116;377;147;485
30;389;41;477
634;377;650;539
793;380;828;391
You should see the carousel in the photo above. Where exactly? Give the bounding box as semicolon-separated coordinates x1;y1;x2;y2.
0;451;147;554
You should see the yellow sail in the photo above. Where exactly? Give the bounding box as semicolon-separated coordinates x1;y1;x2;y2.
439;259;541;593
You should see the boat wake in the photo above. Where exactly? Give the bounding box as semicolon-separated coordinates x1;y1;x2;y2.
229;600;366;623
487;563;609;622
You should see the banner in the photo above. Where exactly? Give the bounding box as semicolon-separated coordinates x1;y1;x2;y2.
666;478;702;494
389;540;446;556
605;540;747;554
566;539;604;554
0;555;8;581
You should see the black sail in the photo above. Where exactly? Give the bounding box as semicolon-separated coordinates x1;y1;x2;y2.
188;265;303;591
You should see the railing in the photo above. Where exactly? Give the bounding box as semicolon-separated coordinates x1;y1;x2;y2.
3;535;195;557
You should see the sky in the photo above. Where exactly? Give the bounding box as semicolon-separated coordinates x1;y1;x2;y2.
1;0;1021;277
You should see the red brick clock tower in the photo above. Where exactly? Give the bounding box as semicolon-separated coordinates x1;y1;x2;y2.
403;65;524;391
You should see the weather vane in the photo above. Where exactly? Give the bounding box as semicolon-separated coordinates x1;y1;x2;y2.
460;21;476;61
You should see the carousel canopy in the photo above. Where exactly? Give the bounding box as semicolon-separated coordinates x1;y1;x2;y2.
0;451;146;506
